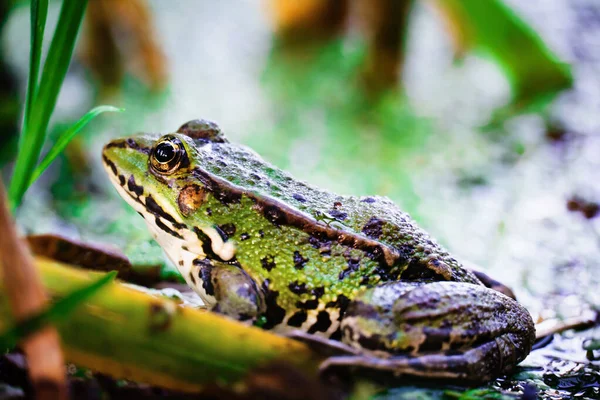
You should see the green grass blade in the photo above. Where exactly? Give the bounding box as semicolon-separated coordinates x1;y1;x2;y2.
439;0;572;110
9;0;89;210
28;105;123;186
22;0;48;133
0;271;116;350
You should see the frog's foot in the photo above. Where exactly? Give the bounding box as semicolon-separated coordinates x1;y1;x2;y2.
339;281;535;381
465;266;516;300
193;259;265;321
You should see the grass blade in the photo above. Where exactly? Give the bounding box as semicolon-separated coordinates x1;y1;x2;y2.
28;105;123;186
22;0;48;133
23;258;319;391
0;271;116;350
9;0;89;210
433;0;572;111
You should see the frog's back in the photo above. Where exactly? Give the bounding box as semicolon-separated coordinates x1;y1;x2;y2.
193;140;480;285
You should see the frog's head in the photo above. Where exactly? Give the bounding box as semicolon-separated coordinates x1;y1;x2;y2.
102;131;192;220
102;119;238;270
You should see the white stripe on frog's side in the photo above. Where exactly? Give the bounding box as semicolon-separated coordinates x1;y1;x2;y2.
201;226;236;261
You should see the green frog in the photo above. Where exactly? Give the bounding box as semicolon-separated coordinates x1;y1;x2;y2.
102;119;535;382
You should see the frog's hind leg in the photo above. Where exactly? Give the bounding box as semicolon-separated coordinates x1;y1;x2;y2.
339;281;535;381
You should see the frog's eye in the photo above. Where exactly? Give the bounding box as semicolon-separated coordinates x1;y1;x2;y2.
150;136;185;174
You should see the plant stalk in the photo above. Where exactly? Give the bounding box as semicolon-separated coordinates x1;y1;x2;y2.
0;257;321;393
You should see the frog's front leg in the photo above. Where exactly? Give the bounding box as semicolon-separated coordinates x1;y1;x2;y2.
340;281;535;381
192;259;265;321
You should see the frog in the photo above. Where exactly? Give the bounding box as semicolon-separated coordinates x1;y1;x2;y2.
102;119;535;382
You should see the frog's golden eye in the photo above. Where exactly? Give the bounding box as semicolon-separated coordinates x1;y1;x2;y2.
150;136;185;174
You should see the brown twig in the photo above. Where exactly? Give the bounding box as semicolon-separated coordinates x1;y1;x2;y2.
81;0;168;95
0;178;66;399
268;0;349;43
355;0;414;94
426;0;474;60
535;310;598;339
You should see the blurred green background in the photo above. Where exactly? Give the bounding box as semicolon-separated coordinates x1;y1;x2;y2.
1;0;599;398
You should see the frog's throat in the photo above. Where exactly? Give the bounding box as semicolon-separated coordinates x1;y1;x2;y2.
103;162;236;267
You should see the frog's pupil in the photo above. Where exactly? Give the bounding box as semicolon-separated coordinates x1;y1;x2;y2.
155;142;175;163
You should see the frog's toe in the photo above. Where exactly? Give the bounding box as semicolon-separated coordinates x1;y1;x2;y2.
465;265;517;300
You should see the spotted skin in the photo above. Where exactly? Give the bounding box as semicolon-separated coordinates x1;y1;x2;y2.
102;119;535;381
